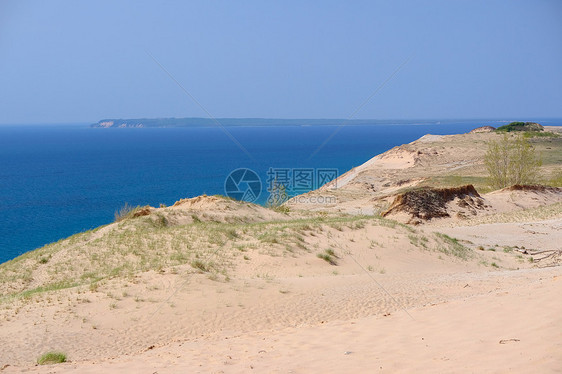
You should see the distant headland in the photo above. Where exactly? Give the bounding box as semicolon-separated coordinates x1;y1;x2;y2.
90;118;466;128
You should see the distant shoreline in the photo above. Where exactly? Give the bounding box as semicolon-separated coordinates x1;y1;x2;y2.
90;117;455;128
90;117;562;128
2;118;560;128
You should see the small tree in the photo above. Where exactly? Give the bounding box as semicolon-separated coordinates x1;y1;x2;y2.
484;134;542;189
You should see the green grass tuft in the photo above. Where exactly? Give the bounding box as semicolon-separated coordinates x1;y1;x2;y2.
190;260;209;272
434;233;472;260
317;249;338;265
37;351;67;365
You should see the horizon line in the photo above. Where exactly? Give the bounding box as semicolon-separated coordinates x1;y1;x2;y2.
2;116;562;127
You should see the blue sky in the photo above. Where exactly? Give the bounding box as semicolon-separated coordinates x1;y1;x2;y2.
0;0;561;124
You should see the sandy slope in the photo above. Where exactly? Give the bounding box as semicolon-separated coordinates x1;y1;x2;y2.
1;129;561;373
5;267;561;373
287;128;562;215
2;215;560;373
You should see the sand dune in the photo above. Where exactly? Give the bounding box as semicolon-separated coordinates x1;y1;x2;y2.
381;185;562;225
1;129;561;373
5;267;561;373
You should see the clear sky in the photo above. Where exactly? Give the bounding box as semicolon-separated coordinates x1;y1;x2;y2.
1;0;561;124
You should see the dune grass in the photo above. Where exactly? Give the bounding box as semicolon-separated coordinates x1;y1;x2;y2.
0;212;387;301
434;232;472;260
0;205;485;304
417;175;493;194
114;203;151;222
317;249;338;265
546;170;562;187
37;351;67;365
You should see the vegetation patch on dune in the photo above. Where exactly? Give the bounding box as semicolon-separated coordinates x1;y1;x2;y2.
434;233;472;260
0;211;388;301
114;203;152;222
382;185;483;223
496;122;544;132
485;134;542;189
418;175;492;194
317;249;338;265
458;201;562;226
37;351;67;365
503;184;561;193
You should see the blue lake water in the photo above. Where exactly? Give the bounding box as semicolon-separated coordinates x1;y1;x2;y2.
1;119;560;264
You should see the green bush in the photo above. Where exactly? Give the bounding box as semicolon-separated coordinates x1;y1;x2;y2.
496;122;543;132
485;134;542;189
